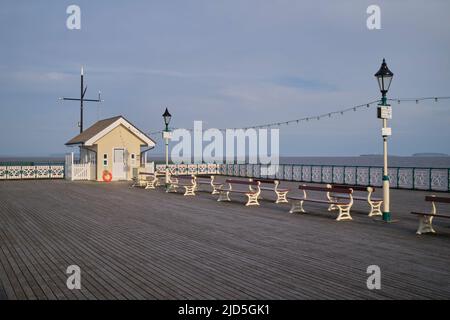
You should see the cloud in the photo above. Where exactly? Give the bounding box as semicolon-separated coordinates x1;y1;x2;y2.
5;71;74;83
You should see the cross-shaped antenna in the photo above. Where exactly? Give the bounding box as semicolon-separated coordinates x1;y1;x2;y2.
58;66;103;133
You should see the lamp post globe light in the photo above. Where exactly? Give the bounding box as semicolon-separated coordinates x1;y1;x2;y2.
162;107;172;186
375;58;394;222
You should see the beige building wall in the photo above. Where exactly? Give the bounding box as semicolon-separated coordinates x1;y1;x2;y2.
94;124;145;181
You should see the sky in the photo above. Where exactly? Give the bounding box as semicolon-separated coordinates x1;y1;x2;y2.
0;0;449;157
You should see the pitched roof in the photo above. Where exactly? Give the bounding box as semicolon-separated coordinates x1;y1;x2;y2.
65;115;155;147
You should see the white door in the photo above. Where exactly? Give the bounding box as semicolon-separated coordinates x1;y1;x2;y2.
113;148;126;180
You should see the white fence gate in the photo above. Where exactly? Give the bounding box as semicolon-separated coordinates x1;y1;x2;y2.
65;153;96;181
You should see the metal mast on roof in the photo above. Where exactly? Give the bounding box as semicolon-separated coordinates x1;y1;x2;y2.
59;66;103;133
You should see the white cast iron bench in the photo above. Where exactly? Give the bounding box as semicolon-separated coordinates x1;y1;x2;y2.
288;184;354;221
144;171;166;189
328;184;382;217
166;174;197;196
410;195;450;235
195;174;223;195
132;171;153;188
250;178;289;203
217;179;261;206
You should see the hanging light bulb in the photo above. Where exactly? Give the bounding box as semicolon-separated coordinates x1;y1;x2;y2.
435;97;438;102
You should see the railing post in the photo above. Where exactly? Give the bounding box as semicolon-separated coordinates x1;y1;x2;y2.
428;168;431;191
331;165;334;184
447;169;450;191
343;166;346;185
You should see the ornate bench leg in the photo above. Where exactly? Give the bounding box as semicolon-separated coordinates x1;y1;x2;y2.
166;184;178;193
145;180;156;189
218;191;231;202
245;193;260;206
368;201;383;217
328;203;337;211
416;215;436;235
289;200;305;213
183;186;196;196
212;184;222;195
336;204;353;221
275;191;288;203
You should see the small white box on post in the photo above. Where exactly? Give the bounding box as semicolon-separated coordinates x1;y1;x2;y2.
382;127;392;137
377;105;392;119
162;131;172;140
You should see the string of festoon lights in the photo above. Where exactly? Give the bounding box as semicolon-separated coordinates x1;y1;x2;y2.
146;96;450;137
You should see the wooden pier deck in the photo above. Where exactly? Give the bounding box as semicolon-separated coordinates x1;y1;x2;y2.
0;179;449;300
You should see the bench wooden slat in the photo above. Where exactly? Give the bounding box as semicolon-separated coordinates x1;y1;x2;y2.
225;179;259;185
288;197;348;205
253;178;276;184
331;194;382;202
218;189;256;194
333;184;373;192
410;212;450;219
299;185;352;194
425;196;450;203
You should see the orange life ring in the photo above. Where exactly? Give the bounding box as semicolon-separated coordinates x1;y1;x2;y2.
102;170;112;182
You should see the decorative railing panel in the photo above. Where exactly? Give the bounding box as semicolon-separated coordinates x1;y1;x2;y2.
430;169;448;192
398;168;414;189
344;167;356;185
293;165;302;181
302;166;311;182
369;168;382;186
322;166;333;184
333;167;344;184
239;165;246;177
0;165;65;180
414;168;430;190
356;167;370;186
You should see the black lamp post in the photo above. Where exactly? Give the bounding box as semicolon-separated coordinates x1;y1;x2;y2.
375;58;394;106
162;107;172;186
162;107;172;132
375;58;394;222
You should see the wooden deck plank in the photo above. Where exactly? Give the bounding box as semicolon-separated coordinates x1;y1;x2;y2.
0;179;449;299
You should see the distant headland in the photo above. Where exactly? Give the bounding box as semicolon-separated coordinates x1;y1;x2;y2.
412;153;449;157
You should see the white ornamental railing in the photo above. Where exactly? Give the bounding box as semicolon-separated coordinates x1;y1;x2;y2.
0;165;64;180
155;163;450;192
